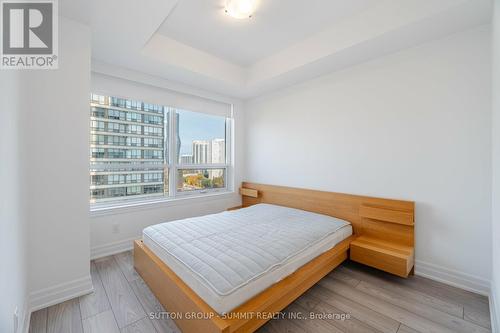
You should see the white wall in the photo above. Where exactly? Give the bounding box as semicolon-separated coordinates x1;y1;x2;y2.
491;0;500;330
20;17;93;310
0;73;28;332
244;26;492;293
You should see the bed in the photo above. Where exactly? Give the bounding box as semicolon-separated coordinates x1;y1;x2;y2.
142;203;353;315
134;182;414;333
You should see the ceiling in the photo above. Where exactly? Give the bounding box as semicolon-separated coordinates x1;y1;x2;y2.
61;0;491;100
157;0;377;66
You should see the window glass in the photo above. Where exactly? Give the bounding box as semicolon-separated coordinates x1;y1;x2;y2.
89;94;168;204
177;169;226;192
176;110;226;165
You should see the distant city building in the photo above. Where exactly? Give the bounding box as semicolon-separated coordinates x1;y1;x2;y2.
181;154;193;164
89;94;166;203
192;140;211;164
211;139;225;164
192;139;225;164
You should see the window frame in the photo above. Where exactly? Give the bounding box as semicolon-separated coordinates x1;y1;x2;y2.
89;94;233;211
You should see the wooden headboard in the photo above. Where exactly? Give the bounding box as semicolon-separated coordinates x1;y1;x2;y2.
240;182;415;246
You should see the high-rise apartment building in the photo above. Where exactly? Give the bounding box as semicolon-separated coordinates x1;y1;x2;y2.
89;94;166;203
192;139;225;165
211;139;226;164
192;140;211;164
180;154;193;164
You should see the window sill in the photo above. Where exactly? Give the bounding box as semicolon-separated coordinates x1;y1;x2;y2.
89;190;238;218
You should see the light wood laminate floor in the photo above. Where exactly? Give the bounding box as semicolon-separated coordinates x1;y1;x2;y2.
29;251;491;333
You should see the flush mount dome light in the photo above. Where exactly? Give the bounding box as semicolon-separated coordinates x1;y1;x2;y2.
225;0;256;19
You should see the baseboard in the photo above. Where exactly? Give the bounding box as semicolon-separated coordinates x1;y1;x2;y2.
90;236;137;260
29;275;94;312
491;281;499;333
415;260;490;296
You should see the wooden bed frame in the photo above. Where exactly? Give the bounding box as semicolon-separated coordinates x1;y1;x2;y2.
134;182;414;333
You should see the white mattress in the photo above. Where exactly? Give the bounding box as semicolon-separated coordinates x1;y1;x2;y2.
143;203;352;314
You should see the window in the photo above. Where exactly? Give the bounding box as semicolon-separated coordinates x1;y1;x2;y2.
89;93;231;206
127;137;141;147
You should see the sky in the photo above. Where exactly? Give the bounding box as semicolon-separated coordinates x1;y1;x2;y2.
176;110;226;155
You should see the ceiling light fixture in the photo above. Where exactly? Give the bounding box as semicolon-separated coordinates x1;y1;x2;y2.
224;0;256;19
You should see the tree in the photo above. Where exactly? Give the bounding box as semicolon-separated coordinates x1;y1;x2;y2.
201;178;212;188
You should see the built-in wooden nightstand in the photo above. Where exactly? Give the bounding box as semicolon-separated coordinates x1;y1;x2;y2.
349;203;415;278
350;235;414;277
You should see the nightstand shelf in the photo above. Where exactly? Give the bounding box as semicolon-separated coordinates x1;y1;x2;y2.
350;235;414;277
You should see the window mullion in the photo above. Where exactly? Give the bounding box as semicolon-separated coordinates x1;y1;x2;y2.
226;113;232;191
168;108;176;197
